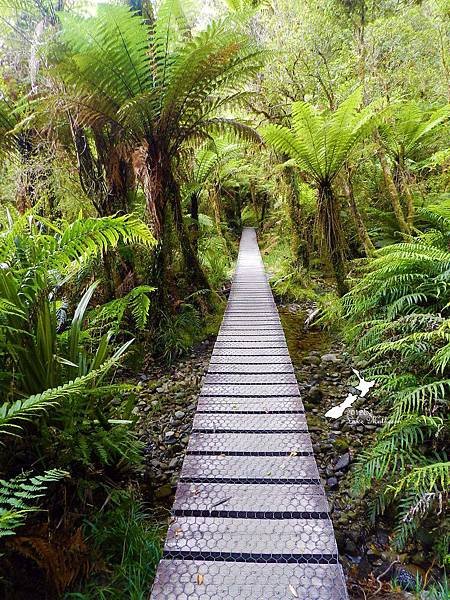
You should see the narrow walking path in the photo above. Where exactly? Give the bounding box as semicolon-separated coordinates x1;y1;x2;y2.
150;228;348;599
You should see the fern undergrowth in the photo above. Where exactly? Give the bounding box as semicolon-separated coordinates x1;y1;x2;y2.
343;204;450;565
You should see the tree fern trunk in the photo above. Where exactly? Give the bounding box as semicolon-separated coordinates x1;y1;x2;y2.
318;183;349;296
149;207;170;315
400;169;415;229
139;148;173;312
211;188;222;237
376;145;410;235
342;176;375;257
285;166;308;268
189;191;200;253
171;183;211;295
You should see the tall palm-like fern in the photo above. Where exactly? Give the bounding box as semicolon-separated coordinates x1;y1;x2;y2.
343;202;450;561
262;88;378;295
50;2;264;293
378;102;450;229
181;139;247;247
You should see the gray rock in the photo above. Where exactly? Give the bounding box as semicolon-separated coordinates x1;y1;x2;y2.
155;484;172;499
304;355;321;366
321;353;339;363
306;385;323;403
334;452;351;471
327;476;339;489
174;410;186;419
164;430;176;441
344;539;358;555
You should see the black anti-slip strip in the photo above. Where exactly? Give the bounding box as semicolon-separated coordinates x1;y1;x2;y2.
172;509;328;519
208;362;292;365
214;347;287;350
198;395;300;399
206;371;293;375
204;383;296;387
192;429;309;434
195;410;304;414
179;477;320;484
186;450;314;457
162;550;338;565
187;450;313;457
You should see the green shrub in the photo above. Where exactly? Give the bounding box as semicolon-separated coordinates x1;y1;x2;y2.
67;491;163;600
343;204;450;563
0;210;154;539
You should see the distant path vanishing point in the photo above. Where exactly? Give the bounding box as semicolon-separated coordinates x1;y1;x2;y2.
150;227;348;600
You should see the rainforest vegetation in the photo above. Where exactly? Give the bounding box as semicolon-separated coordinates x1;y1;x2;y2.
0;0;448;598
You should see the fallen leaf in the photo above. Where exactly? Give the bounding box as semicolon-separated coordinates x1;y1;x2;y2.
288;584;298;597
197;574;204;585
289;451;298;457
174;528;183;537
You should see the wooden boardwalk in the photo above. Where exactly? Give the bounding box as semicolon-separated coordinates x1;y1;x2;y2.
150;228;348;599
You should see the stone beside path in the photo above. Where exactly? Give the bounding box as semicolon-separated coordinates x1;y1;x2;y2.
150;228;349;600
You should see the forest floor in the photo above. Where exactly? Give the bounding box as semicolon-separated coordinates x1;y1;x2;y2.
135;300;433;600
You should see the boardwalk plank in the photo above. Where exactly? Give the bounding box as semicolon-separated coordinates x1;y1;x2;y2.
149;228;348;599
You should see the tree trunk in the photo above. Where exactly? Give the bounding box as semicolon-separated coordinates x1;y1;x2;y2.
399;166;415;229
189;191;200;252
141;145;210;305
235;192;242;230
137;148;173;311
211;188;223;237
318;183;349;296
342;177;375;257
376;144;410;234
16;132;38;213
171;188;211;294
285;166;308;268
148;206;170;315
260;193;268;226
69;118;105;212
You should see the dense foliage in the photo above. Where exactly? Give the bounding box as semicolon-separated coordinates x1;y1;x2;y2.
344;203;450;564
0;0;448;597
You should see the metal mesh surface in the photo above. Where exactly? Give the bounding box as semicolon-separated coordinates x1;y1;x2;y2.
151;561;347;600
150;227;348;599
196;398;304;412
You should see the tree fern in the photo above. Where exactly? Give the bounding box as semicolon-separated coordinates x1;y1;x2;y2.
345;204;450;558
0;210;153;395
262;89;380;294
49;1;265;290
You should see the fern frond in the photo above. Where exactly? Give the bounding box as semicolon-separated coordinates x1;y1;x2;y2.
0;348;133;437
0;469;67;537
